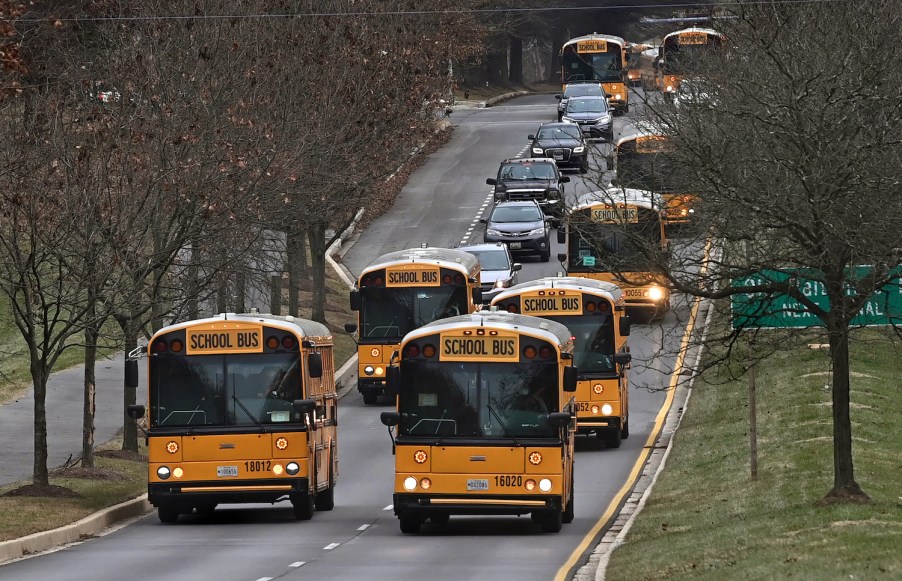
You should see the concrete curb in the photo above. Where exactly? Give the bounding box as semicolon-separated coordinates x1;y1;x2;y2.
452;90;533;109
0;494;152;564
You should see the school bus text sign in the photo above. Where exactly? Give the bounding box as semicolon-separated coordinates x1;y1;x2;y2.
730;267;902;329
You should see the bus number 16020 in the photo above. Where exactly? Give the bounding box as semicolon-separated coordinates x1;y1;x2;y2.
494;475;523;487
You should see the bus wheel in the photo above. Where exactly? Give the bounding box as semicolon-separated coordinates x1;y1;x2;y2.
158;505;180;524
315;455;336;511
540;249;551;262
562;474;575;524
621;416;630;439
536;510;563;533
292;493;314;521
399;512;422;534
429;512;450;525
362;392;377;405
602;427;622;449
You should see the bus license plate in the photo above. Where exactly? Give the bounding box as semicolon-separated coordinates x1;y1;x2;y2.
467;479;489;491
217;466;238;477
509;242;522;249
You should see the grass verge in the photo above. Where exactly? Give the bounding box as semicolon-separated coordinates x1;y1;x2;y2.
605;326;902;580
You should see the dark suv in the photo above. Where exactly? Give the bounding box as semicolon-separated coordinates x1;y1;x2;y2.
481;200;553;262
486;158;570;216
528;122;588;173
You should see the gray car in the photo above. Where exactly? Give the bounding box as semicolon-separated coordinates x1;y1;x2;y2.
480;200;553;262
562;95;614;141
555;82;607;121
456;243;522;304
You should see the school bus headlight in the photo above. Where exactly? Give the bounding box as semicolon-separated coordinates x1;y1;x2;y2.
539;479;553;492
420;478;432;490
525;479;536;491
529;452;543;465
404;477;418;491
593;383;604;394
275;437;289;450
272;463;284;476
414;450;428;464
666;85;674;92
286;462;300;475
364;366;375;376
602;404;614;416
648;287;664;301
157;466;171;480
591;405;600;415
166;441;179;454
614;93;622;100
375;367;384;376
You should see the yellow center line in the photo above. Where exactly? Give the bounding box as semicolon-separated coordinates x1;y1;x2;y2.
555;237;711;580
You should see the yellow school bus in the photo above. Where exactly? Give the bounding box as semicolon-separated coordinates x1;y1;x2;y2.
379;311;577;533
490;277;633;447
560;33;629;114
127;312;338;523
557;188;671;319
656;27;726;97
614;129;696;224
346;247;482;404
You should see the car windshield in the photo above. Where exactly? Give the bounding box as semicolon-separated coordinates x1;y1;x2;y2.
564;84;603;98
465;249;511;271
499;162;556;181
491;206;542;223
567;99;608;114
537;126;581;140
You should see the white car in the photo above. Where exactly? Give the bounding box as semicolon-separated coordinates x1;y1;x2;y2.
456;243;522;304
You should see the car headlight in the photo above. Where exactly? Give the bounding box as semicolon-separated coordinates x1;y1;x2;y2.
494;278;513;289
532;147;544;155
528;227;545;236
595;114;612;124
561;116;575;123
572;146;585;153
486;228;503;237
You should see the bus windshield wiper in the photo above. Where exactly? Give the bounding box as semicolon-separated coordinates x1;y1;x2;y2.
487;404;519;446
232;395;265;432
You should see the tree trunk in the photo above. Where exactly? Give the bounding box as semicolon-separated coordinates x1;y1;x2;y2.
824;325;869;501
31;356;49;486
549;26;562;83
307;222;328;324
186;236;200;320
509;34;523;84
286;224;308;317
82;297;97;469
121;315;139;453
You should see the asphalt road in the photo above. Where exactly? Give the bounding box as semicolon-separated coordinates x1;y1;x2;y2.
1;92;689;581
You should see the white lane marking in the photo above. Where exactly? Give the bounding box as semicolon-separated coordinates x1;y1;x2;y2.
255;578;273;581
324;542;341;550
289;562;305;568
384;504;394;511
357;524;371;531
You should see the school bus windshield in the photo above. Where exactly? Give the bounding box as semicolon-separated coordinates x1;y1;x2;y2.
562;51;622;83
568;218;662;272
149;353;301;427
542;315;616;374
398;360;559;438
361;286;468;339
617;147;676;193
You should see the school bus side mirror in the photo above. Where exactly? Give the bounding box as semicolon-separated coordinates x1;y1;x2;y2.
472;287;483;305
125;360;139;388
563;366;578;392
620;316;632;337
486;177;497;186
349;290;361;311
307;353;323;378
380;411;400;427
546;412;571;429
614;352;632;367
385;366;400;396
293;399;316;414
127;404;145;420
557;230;565;244
344;322;358;334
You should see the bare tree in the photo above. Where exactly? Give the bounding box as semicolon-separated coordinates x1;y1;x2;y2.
578;1;901;502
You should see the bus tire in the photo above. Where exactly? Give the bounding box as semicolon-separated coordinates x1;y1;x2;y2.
315;451;336;511
562;474;575;524
158;505;180;524
362;391;377;405
292;493;315;521
540;250;551;262
399;512;422;534
621;416;630;439
603;427;622;449
536;509;563;533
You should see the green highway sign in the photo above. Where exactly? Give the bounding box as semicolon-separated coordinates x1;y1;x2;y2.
730;266;902;329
